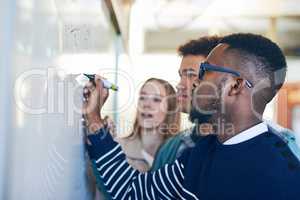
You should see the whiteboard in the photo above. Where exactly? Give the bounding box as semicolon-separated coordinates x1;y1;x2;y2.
0;0;118;199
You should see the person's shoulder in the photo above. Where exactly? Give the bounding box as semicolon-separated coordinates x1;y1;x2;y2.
258;131;300;172
155;132;184;160
266;121;297;142
263;131;300;195
164;134;183;146
265;121;300;162
160;128;194;149
151;128;194;171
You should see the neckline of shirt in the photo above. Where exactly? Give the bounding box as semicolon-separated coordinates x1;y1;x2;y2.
223;122;268;145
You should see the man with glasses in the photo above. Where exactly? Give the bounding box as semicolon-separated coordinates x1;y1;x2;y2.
151;36;222;170
83;33;300;199
152;37;300;171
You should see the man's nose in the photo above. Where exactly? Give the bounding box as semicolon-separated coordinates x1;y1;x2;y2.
176;83;184;91
176;78;187;91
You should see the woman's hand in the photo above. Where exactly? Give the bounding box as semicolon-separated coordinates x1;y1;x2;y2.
82;75;109;134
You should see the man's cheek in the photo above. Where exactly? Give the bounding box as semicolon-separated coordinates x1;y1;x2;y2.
186;79;196;88
195;91;219;113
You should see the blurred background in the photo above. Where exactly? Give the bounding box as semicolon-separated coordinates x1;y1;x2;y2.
0;0;300;199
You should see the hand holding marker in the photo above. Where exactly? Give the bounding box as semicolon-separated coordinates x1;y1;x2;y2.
76;74;119;91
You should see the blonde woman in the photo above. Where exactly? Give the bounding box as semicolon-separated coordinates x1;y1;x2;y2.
117;78;180;172
86;78;180;199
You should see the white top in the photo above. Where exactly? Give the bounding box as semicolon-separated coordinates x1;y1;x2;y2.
223;122;268;145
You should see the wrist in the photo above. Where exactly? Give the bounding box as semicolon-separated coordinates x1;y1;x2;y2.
87;117;104;133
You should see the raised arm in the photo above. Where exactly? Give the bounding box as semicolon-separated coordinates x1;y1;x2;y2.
82;75;198;200
86;127;197;200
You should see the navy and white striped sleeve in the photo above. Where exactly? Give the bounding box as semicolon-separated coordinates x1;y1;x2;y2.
86;128;199;200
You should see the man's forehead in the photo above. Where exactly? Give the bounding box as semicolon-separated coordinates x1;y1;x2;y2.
181;55;206;65
179;55;206;72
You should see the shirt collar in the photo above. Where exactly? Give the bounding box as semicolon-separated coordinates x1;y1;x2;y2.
223;122;268;145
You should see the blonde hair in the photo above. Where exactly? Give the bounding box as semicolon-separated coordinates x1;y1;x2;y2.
129;78;181;140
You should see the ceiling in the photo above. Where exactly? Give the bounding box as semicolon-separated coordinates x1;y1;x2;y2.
130;0;300;55
15;0;300;55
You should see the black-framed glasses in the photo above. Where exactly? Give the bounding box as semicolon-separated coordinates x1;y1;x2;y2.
199;62;253;88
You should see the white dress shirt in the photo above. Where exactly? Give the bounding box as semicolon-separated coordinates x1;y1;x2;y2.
223;122;268;145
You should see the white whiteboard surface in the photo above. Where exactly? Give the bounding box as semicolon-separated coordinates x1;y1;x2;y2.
0;0;116;199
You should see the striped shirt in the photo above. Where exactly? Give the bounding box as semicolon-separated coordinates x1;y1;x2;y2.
86;128;199;200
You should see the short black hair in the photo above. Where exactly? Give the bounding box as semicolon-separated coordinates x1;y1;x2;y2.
178;36;221;57
220;33;287;103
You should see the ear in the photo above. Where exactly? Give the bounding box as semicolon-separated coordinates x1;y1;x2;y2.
228;77;244;96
